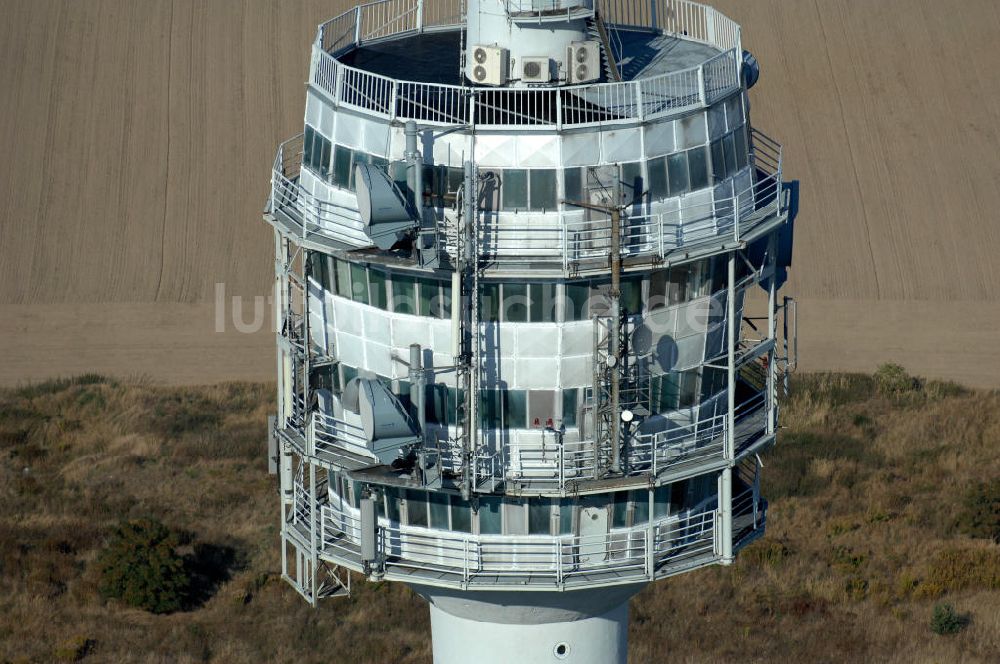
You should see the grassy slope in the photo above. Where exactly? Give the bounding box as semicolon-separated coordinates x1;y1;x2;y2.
0;373;997;663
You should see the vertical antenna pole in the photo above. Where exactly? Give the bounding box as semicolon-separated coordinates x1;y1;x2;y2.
406;121;424;225
608;179;623;474
721;251;736;563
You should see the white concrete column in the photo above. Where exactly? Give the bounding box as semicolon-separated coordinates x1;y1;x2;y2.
411;584;644;664
429;600;628;664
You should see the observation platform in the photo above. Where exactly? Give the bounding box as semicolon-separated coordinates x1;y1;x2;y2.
340;29;720;87
283;479;766;592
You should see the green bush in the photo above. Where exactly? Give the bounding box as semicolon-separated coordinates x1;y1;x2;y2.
96;519;190;614
874;363;918;396
930;603;967;635
955;480;1000;543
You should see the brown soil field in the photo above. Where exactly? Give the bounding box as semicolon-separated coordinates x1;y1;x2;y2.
2;0;1000;386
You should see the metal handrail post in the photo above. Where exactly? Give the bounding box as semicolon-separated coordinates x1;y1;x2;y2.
354;5;362;45
416;0;424;32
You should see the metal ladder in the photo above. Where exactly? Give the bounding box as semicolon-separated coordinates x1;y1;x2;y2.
588;11;622;82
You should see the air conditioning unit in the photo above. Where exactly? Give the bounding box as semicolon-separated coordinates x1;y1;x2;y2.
521;57;551;83
566;40;600;84
468;45;508;86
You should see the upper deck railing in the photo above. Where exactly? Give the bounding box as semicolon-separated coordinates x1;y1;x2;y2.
311;0;743;130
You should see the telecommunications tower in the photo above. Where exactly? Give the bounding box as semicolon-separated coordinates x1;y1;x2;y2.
264;0;795;661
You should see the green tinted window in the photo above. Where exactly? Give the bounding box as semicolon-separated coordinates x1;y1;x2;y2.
392;276;416;314
565;283;589;321
558;498;574;534
723;132;738;176
429;492;450;529
505;283;528;322
667;152;690;196
368;269;387;309
529;283;557;322
562;389;578;428
349;263;369;304
334;259;352;299
502;169;528;210
711;138;726;182
451;496;472;533
529;169;557;210
734;126;749;171
406;490;428;527
620;277;643;315
507;390;527;429
333;145;352;188
564;167;584;203
621;162;643;201
481;283;500;322
631;490;649;525
648;156;668;199
478;497;502;534
612;492;629;528
417;278;437;317
653;485;671;518
528;499;552;535
688;146;710;190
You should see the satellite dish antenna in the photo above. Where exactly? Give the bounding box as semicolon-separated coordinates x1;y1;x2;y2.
355;162;417;250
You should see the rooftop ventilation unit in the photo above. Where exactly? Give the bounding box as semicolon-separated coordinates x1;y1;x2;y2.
567;40;600;84
521;57;551;83
468;45;508;86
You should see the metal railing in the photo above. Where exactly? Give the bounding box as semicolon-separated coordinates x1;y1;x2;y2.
269;127;783;264
469;127;784;267
313;492;750;588
309;0;742;130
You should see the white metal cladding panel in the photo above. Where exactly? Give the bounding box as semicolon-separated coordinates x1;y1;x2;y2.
674;332;707;371
643;119;677;158
388;125;407;162
431;318;454;353
602;127;642;163
675;113;708;150
516;325;559;358
337;330;366;368
360;117;391;157
365;339;395;377
362;308;392;346
561;131;602;167
306;91;336;139
432;133;468;168
673;297;710;339
560;354;591;387
515;358;561;389
516;134;560;168
475;134;519;168
392;316;431;352
333;298;363;336
679;187;714;224
334;112;365;150
561;320;592;351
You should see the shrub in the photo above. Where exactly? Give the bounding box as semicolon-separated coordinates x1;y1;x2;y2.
53;635;96;661
954;480;1000;543
96;519;190;614
930;603;967;635
874;363;918;396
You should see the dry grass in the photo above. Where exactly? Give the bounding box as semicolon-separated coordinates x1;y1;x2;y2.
1;370;998;663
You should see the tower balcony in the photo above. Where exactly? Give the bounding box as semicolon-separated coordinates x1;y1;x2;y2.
274;345;776;497
265;127;786;278
285;469;765;591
